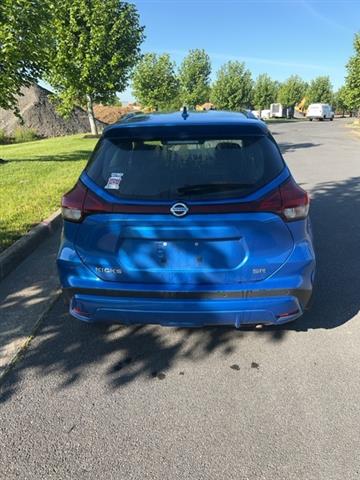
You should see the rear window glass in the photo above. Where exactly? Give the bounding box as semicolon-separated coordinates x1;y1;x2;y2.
85;136;284;201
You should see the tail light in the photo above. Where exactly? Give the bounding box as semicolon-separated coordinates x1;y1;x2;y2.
254;177;309;221
61;177;309;222
278;177;309;221
61;182;87;222
61;181;111;222
198;177;309;221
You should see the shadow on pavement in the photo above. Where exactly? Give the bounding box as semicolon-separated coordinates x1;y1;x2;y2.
1;177;360;402
278;176;360;332
278;142;321;154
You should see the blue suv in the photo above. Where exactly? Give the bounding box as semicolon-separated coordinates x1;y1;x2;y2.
57;110;315;327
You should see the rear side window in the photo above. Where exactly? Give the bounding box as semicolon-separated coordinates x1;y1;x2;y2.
86;136;284;201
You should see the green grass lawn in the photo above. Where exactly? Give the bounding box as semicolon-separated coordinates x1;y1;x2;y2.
0;134;97;252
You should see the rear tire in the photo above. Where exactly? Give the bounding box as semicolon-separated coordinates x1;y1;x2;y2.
309;118;313;121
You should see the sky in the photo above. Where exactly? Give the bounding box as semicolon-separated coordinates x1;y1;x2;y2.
120;0;360;102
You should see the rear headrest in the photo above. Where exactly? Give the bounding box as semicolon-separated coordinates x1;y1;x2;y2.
117;141;133;151
215;142;241;150
133;142;158;151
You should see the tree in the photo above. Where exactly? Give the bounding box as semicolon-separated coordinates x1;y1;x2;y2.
132;53;180;110
211;61;253;110
253;74;279;110
178;49;211;107
47;0;144;135
345;33;360;115
277;75;307;106
306;76;333;105
103;97;122;107
333;86;350;116
0;0;51;113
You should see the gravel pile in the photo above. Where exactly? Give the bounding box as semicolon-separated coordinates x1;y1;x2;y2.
93;104;142;124
0;84;104;137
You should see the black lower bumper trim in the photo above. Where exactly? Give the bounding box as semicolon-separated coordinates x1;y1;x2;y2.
63;287;312;306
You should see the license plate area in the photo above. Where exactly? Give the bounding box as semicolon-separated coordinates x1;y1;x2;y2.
120;237;246;272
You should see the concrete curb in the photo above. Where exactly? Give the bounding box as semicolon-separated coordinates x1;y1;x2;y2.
0;209;62;282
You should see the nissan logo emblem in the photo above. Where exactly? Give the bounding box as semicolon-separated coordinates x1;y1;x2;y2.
170;203;189;217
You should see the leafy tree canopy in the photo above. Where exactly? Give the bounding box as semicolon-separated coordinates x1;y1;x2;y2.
345;33;360;113
46;0;144;134
179;49;211;107
0;0;51;113
277;75;307;106
306;76;333;105
253;74;279;110
132;53;180;110
211;61;253;110
333;86;351;115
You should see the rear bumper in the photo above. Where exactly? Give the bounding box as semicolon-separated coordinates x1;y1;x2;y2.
58;216;315;328
66;289;309;327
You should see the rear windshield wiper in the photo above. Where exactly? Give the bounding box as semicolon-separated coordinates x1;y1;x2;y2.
177;183;254;195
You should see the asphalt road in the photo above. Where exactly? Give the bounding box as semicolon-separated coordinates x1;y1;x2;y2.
1;119;360;480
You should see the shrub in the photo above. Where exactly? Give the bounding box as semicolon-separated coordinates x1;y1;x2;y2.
0;129;6;144
13;126;38;143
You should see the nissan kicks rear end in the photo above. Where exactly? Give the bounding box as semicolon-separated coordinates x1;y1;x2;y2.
57;111;315;327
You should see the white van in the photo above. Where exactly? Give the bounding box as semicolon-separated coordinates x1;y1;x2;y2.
306;103;334;121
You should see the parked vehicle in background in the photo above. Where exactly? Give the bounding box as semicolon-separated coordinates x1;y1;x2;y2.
306;103;334;121
295;97;307;116
242;109;263;121
260;109;271;120
270;103;294;119
270;103;286;118
58;110;315;328
251;109;271;120
196;102;215;111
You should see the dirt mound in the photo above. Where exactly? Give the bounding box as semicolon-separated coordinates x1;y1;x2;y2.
0;84;105;137
93;103;142;124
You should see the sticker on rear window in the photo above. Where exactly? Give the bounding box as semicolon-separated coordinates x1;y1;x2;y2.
105;173;124;190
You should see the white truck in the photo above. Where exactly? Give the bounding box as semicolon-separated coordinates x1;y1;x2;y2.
306;103;334;121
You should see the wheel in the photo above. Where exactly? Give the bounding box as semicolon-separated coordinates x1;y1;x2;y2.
330;117;334;121
308;118;313;121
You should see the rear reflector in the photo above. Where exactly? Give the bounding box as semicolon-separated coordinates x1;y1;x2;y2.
61;177;309;222
277;309;300;318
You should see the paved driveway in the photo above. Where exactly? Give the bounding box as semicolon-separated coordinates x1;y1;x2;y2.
1;119;360;480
